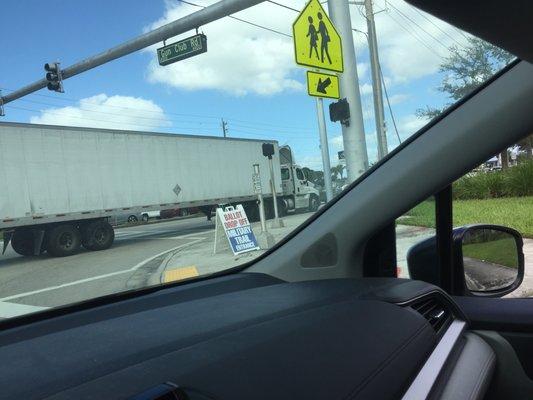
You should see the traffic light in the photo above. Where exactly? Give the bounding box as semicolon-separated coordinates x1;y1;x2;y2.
329;98;350;126
262;143;275;159
44;62;64;92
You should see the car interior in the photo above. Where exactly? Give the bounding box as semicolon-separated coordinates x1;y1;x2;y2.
0;1;532;399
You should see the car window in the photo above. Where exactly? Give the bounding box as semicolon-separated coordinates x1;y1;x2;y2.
452;149;532;297
0;0;516;319
396;146;532;293
396;197;436;278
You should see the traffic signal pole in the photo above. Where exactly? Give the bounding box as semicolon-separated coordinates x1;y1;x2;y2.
327;0;368;182
0;0;266;106
316;98;334;201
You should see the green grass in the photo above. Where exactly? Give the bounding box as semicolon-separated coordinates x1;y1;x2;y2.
462;238;518;268
402;197;533;238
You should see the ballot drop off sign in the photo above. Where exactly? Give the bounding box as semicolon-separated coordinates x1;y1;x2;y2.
217;205;260;255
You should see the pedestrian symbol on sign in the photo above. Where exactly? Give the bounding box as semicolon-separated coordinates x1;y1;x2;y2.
293;0;343;73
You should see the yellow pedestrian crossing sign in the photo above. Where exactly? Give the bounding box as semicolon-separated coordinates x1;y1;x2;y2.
292;0;343;73
307;71;340;99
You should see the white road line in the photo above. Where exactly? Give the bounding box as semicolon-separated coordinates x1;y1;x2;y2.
0;238;204;302
0;301;49;318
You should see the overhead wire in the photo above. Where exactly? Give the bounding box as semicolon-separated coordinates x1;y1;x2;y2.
402;1;465;47
380;10;444;59
177;0;292;37
385;1;451;52
0;86;315;133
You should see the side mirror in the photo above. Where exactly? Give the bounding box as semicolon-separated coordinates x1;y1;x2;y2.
456;225;524;297
407;224;524;297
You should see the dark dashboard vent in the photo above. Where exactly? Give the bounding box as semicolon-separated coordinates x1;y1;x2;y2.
410;296;453;336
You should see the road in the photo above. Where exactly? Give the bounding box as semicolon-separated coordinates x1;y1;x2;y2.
0;216;214;318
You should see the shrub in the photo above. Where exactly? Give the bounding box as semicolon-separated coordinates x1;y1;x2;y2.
453;172;505;200
505;160;533;197
452;160;532;199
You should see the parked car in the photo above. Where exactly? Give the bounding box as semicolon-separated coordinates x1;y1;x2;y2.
160;207;199;219
108;213;144;226
140;210;160;221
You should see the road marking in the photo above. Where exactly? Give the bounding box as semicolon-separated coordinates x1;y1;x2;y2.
0;301;49;318
163;266;199;283
0;238;204;302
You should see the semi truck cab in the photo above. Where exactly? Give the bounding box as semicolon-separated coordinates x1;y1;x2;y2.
280;163;320;212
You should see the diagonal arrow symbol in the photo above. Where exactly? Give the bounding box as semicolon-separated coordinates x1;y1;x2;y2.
316;77;332;94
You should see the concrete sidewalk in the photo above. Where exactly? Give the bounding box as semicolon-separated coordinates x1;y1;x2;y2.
155;212;313;284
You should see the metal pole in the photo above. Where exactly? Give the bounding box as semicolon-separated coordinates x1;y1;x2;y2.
365;0;388;160
327;0;368;182
0;0;266;106
268;157;284;228
316;98;334;201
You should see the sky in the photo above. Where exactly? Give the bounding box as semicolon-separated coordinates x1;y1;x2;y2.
0;0;477;170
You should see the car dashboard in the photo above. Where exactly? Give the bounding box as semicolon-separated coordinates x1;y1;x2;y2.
0;274;494;400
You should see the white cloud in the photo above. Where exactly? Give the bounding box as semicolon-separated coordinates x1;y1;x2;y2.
371;3;469;83
29;94;170;131
329;134;344;151
388;93;410;105
359;83;373;96
399;113;429;137
145;0;305;96
143;0;469;95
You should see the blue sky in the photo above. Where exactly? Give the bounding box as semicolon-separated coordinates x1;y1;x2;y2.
0;0;468;170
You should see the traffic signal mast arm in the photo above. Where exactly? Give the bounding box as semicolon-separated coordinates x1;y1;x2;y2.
0;0;266;107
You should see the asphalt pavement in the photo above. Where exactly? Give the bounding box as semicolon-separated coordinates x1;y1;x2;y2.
0;216;214;317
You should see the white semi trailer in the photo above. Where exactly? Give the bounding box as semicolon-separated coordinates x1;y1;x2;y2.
0;122;319;257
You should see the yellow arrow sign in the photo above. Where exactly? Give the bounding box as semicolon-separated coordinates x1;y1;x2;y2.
292;0;343;73
307;71;340;99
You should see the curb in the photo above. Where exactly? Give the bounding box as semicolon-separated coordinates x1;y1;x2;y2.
147;250;177;286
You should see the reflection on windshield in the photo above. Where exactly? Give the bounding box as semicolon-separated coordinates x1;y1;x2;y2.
0;0;516;318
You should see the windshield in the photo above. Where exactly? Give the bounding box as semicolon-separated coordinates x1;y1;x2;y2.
0;0;515;319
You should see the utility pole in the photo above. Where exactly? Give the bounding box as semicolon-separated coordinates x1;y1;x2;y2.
221;118;228;138
327;0;368;182
316;98;334;201
364;0;388;159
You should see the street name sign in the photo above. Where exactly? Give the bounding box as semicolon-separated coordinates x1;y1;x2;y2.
292;0;343;73
307;70;340;99
252;173;262;194
217;205;260;255
157;34;207;66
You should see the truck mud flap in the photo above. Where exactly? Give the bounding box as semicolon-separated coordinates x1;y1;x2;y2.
2;231;13;255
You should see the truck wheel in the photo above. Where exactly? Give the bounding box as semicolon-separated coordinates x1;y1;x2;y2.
141;214;149;222
243;202;259;223
81;221;114;251
308;195;319;212
127;215;138;223
45;224;81;257
264;199;274;220
277;198;288;217
11;229;35;256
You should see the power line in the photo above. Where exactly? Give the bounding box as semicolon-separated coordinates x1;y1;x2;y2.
401;1;464;47
378;64;401;144
381;10;444;59
5;105;214;132
267;1;298;12
14;97;219;127
385;1;450;52
177;0;292;38
0;86;315;133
